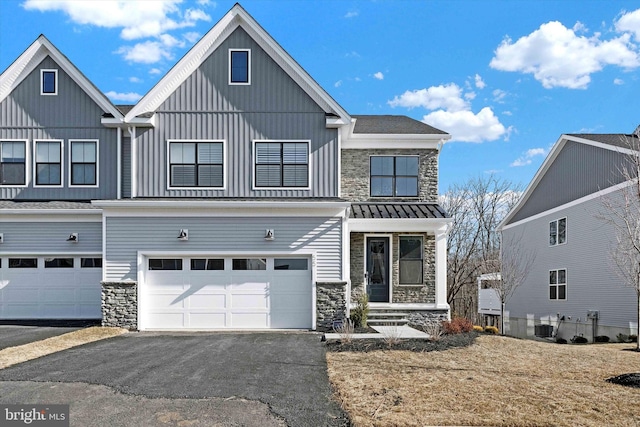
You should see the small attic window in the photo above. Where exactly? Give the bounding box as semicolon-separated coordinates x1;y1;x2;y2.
41;69;58;95
229;49;250;85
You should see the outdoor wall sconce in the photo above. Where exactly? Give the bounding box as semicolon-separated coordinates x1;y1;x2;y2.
177;229;189;241
0;233;3;244
67;233;78;242
264;229;274;241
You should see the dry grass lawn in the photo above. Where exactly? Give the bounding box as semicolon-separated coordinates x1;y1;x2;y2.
0;327;127;369
327;335;640;427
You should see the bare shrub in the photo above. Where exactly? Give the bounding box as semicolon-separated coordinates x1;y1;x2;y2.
423;320;444;341
334;319;355;343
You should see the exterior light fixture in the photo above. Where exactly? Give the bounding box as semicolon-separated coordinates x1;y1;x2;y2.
67;233;78;242
178;229;189;241
264;229;274;241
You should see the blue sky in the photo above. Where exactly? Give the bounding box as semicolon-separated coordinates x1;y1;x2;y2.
2;0;640;192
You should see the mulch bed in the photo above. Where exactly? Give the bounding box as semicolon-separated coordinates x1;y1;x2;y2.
325;331;477;353
606;373;640;388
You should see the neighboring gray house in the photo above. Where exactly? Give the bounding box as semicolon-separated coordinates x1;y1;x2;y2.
498;133;639;342
0;4;451;331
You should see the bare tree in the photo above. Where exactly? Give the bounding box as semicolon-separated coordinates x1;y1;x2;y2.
599;131;640;351
442;175;522;319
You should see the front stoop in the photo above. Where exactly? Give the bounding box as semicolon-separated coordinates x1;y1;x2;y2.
367;308;409;326
322;325;430;341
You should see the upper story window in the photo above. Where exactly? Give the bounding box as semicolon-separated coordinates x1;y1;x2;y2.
549;218;566;246
549;269;567;300
34;140;62;186
41;69;58;95
169;141;224;188
370;156;419;197
399;236;423;284
254;141;309;188
229;49;250;85
0;140;26;186
70;140;98;186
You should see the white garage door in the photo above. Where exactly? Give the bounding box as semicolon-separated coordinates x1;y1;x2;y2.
142;257;312;329
0;256;102;319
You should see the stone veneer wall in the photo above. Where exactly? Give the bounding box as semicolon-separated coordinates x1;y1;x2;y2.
341;148;439;202
102;282;137;330
316;282;347;332
350;232;435;304
407;310;449;328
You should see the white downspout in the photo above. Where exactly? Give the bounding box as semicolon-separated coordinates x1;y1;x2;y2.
116;127;122;200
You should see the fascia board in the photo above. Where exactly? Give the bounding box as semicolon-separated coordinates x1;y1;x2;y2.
348;218;453;233
342;139;444;150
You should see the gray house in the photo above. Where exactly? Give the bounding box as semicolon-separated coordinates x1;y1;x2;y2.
0;4;451;331
498;133;639;342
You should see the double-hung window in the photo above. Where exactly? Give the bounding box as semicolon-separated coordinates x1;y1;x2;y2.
399;236;423;284
169;141;224;188
255;141;309;188
229;49;250;84
0;141;26;185
549;218;567;246
41;69;57;95
549;269;567;300
34;140;62;186
370;156;419;197
70;140;97;186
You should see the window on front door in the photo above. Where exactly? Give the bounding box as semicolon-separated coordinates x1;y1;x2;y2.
370;156;419;197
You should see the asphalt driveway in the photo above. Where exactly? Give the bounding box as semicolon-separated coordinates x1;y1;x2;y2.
0;322;93;350
0;332;348;426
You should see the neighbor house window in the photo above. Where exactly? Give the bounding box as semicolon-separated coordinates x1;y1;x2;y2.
34;140;62;186
399;236;423;284
169;141;224;188
229;49;250;84
41;69;58;95
549;218;567;246
255;141;309;188
549;269;567;300
70;140;97;186
370;156;419;197
0;141;26;185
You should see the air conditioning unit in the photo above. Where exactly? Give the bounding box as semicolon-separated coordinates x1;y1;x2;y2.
534;324;554;338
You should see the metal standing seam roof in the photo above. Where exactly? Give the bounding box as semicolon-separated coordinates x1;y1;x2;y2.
350;203;448;219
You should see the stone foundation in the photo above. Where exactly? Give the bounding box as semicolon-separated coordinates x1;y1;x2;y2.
316;282;347;332
407;310;449;328
102;282;138;330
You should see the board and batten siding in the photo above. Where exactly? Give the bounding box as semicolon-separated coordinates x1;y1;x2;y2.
105;216;342;282
0;221;102;254
134;27;338;198
510;141;630;224
503;192;637;332
0;56;118;200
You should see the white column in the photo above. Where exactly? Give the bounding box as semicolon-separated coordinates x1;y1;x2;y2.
434;224;450;315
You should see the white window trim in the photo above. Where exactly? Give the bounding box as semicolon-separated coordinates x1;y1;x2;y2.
228;48;251;85
166;139;227;190
549;217;567;247
68;139;99;188
252;139;311;191
33;139;64;188
364;234;394;303
40;69;58;95
0;139;29;188
369;154;420;199
398;234;424;286
549;268;567;301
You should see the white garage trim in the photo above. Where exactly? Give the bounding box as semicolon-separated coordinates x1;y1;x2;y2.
137;250;317;330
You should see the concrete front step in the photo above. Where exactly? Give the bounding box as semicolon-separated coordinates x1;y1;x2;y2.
367;318;408;325
368;312;408;318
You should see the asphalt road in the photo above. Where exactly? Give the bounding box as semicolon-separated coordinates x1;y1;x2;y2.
0;332;349;427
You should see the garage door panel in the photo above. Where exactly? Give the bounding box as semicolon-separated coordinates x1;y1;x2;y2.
230;279;268;291
147;293;186;308
231;312;269;328
271;310;309;329
147;312;185;329
4;288;40;301
231;293;268;309
42;288;77;302
189;312;227;328
188;293;226;308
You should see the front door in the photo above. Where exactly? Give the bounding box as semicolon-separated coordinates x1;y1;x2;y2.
366;237;390;302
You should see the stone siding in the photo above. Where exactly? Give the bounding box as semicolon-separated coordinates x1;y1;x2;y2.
102;282;138;330
341;148;439;202
316;282;347;332
407;310;449;328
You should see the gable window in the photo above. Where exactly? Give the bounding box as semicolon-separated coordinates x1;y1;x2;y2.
34;140;62;186
370;156;419;197
41;69;58;95
70;140;97;186
255;141;309;188
169;141;224;188
549;269;567;300
229;49;250;84
549;218;567;246
399;236;423;284
0;141;26;185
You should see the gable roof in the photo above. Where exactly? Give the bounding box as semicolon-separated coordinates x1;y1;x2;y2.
352;115;447;135
498;132;638;230
0;34;123;120
125;4;350;125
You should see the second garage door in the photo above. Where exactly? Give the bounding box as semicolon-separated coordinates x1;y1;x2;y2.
141;257;312;330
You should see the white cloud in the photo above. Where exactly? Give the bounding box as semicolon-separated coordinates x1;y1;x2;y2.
105;91;142;102
510;148;547;167
423;107;510;143
334;80;343;88
373;72;384;80
116;41;173;64
183;32;201;43
492;89;507;103
465;91;476;100
129;76;142;83
344;11;359;19
614;78;625;85
490;20;640;89
388;84;468;111
474;74;486;89
503;110;513;116
616;8;640;41
149;68;162;75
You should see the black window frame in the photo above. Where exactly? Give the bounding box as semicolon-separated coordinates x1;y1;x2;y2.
0;140;26;186
169;141;224;188
254;141;309;188
229;49;250;84
399;236;424;284
370;155;419;197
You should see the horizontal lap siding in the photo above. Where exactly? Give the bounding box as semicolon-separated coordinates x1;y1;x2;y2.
0;221;102;253
105;216;342;282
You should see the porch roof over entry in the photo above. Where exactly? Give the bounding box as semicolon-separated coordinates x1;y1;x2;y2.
350;203;448;219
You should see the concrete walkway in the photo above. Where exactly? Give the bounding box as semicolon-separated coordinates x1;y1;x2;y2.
323;324;430;340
